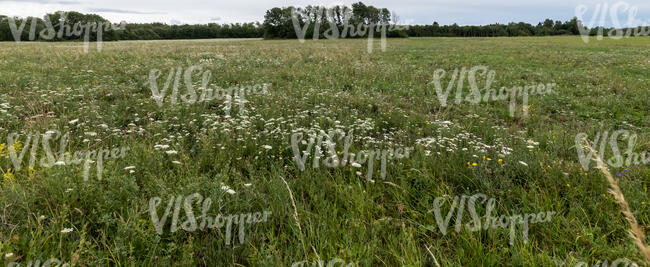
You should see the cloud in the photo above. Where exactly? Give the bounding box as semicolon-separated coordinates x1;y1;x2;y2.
0;0;81;3
86;7;163;14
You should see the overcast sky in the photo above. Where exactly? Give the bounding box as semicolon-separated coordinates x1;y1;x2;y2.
1;0;648;27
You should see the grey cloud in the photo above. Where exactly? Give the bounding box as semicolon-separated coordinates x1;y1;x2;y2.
86;7;162;14
0;0;81;3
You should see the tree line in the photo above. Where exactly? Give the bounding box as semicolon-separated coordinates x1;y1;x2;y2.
0;11;264;42
0;2;645;42
263;2;407;39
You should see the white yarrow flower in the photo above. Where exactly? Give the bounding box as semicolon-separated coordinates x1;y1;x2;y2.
518;161;528;167
61;228;74;233
221;185;236;195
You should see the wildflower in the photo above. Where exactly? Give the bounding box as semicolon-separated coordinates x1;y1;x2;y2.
61;228;74;233
221;184;236;195
10;141;22;153
124;166;136;170
518;161;528;167
351;162;362;168
154;144;170;150
171;161;181;164
165;150;178;155
244;183;252;187
487;158;492;161
617;173;622;177
498;159;503;163
3;168;15;183
262;145;272;150
472;162;477;166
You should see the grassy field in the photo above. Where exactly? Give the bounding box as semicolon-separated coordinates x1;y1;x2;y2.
0;36;649;266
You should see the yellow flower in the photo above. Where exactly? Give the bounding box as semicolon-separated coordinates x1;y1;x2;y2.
3;168;15;183
566;184;570;188
482;156;486;160
498;159;503;163
487;158;492;161
0;143;6;155
9;141;22;153
472;163;477;166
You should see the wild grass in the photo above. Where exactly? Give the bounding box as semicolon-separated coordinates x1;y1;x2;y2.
0;36;648;266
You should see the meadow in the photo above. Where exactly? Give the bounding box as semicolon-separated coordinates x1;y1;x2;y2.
0;36;649;266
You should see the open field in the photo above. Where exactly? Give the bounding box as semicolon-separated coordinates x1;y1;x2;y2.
0;36;649;266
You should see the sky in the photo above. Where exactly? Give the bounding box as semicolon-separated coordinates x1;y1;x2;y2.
0;0;649;27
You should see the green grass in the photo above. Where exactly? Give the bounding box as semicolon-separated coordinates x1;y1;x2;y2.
0;36;649;266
